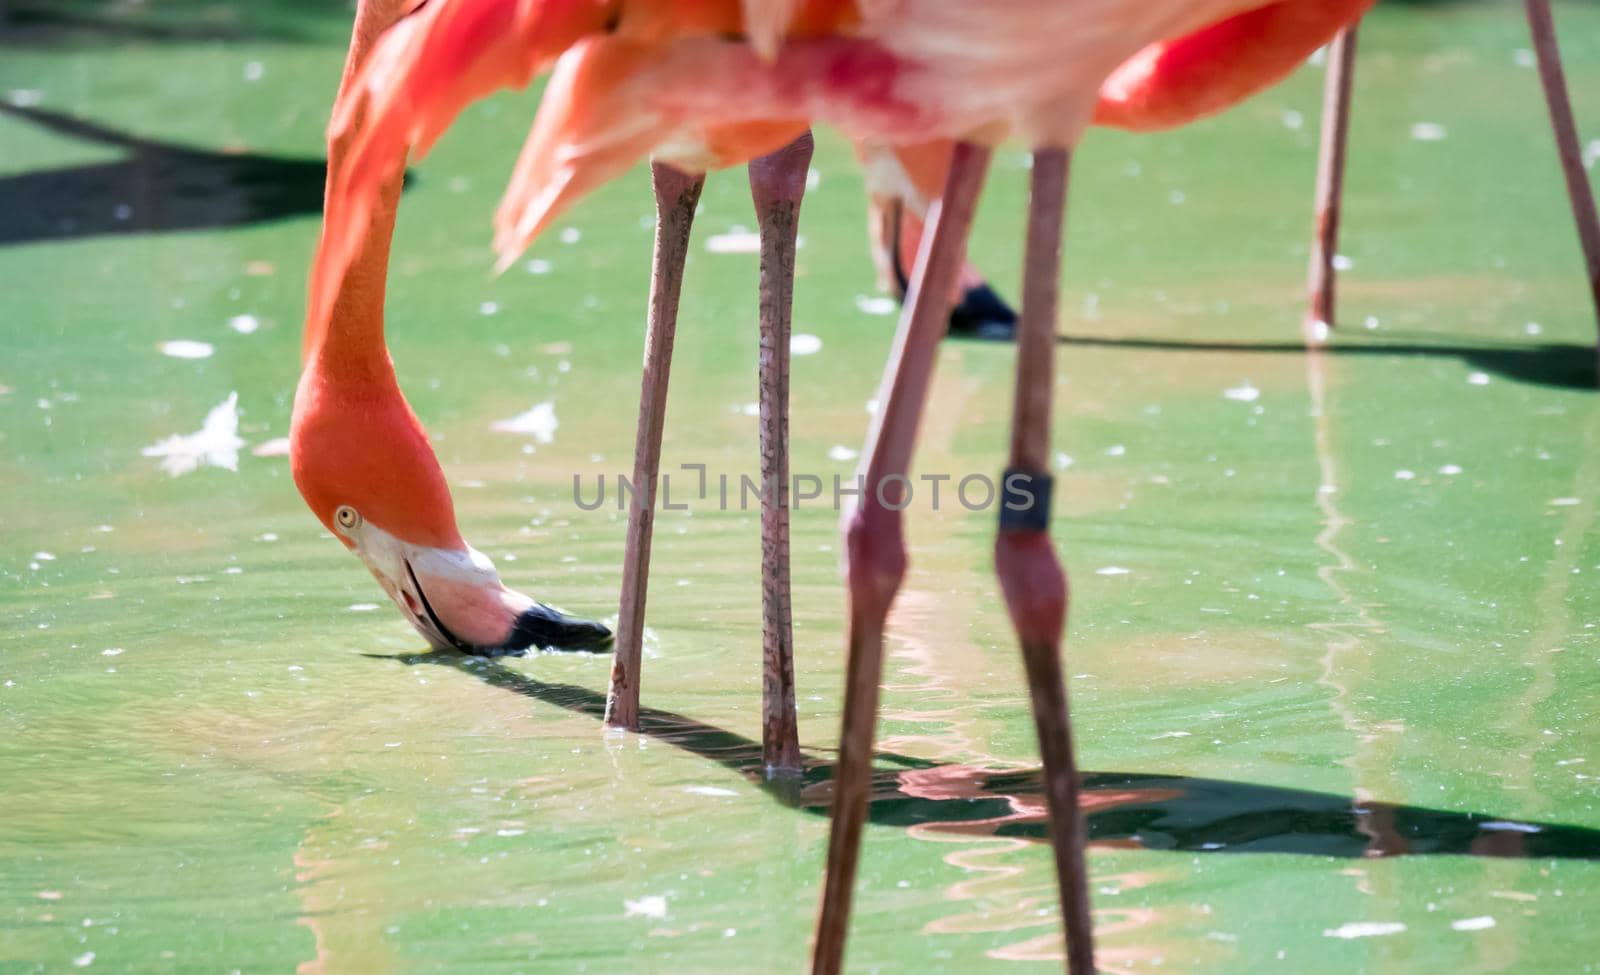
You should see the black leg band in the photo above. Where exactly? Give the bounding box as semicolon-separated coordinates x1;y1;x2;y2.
998;468;1052;533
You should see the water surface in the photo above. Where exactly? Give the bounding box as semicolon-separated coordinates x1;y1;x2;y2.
3;2;1599;971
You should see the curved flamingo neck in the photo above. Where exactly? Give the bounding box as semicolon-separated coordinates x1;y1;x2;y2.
303;0;410;378
305;181;401;381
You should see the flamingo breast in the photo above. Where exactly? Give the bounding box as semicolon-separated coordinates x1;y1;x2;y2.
850;0;1275;145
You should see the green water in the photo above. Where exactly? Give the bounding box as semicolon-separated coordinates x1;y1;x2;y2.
4;2;1600;971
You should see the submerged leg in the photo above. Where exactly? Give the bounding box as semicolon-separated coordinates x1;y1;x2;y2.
606;161;705;732
1524;0;1600;372
995;147;1094;975
748;131;815;776
1306;23;1358;341
811;141;992;975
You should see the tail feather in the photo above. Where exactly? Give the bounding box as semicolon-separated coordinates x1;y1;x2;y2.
490;37;814;269
310;0;613;340
491;38;671;267
741;0;799;60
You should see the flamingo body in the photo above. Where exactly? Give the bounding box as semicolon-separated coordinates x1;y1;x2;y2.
315;0;1337;336
1096;0;1376;131
297;0;1375;654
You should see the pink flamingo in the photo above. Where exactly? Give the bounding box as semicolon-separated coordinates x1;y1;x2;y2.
1307;1;1599;356
291;0;615;656
295;0;827;663
302;0;837;766
300;2;1534;971
877;2;1599;361
863;0;1376;337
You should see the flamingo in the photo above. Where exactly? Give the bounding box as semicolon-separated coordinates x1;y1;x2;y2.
289;0;617;656
296;0;831;760
1306;1;1600;359
875;0;1600;363
302;2;1449;972
310;0;1377;760
865;0;1379;338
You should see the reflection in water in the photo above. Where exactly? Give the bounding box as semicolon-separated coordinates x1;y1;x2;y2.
1517;403;1600;785
0;103;329;245
372;652;1600;862
292;804;340;975
1303;343;1405;856
291;798;407;975
875;581;1086;962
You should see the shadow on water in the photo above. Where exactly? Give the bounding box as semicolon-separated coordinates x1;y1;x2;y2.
1053;332;1599;390
0;103;331;245
372;651;1600;862
0;0;319;46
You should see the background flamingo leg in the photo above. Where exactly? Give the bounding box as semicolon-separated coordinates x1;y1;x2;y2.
1524;0;1600;377
993;147;1095;975
607;162;705;732
811;141;992;975
748;132;815;776
1306;23;1359;342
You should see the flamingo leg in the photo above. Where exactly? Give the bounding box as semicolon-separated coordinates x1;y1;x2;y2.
811;141;992;975
606;161;704;732
1306;23;1358;341
995;147;1095;975
1524;0;1600;374
748;131;815;776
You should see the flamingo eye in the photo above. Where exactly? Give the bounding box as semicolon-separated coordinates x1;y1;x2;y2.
335;505;362;532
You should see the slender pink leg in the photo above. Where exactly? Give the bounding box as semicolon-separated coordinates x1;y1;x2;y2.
1306;23;1359;341
811;141;992;975
606;162;704;732
995;147;1095;975
748;132;815;776
1524;0;1600;371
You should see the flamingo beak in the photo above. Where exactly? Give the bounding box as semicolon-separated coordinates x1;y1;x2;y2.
499;599;615;653
342;518;612;656
397;558;614;655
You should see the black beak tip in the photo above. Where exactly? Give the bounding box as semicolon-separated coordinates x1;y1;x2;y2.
948;282;1018;342
505;603;614;654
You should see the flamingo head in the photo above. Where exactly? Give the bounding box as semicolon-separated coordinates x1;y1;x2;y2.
290;363;612;656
